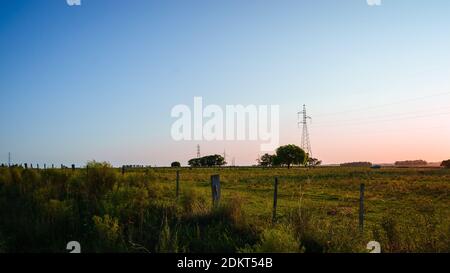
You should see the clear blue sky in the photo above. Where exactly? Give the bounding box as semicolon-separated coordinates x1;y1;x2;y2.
1;0;450;166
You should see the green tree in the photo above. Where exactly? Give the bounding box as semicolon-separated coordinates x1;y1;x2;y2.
188;155;226;167
441;160;450;168
188;158;201;167
258;153;276;167
275;144;306;169
307;157;322;167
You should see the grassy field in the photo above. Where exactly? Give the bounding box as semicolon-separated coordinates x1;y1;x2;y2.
0;165;449;253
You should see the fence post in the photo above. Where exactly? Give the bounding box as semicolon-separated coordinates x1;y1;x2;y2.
176;170;180;199
211;174;221;207
122;165;125;175
273;177;278;224
72;164;75;171
359;183;365;232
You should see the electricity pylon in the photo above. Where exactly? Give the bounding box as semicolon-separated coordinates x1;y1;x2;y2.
298;104;312;158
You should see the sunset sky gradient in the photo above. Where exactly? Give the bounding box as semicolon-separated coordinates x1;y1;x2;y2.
0;0;449;166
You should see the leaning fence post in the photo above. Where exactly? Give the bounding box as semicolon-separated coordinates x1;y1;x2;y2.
176;170;180;199
273;177;279;224
359;183;365;232
211;174;221;207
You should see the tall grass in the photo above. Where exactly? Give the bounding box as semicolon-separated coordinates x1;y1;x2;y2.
0;165;448;252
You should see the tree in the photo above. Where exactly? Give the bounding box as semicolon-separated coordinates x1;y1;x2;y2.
188;154;226;167
441;160;450;168
258;153;276;167
307;157;322;167
188;158;201;167
171;161;181;167
275;144;306;169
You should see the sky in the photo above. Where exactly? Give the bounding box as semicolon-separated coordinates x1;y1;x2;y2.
0;0;450;166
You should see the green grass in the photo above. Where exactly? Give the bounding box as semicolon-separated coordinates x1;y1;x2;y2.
0;166;448;253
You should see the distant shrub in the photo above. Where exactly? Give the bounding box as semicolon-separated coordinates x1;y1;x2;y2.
395;160;427;167
171;161;181;167
441;160;450;168
307;157;322;167
340;162;372;167
87;160;113;169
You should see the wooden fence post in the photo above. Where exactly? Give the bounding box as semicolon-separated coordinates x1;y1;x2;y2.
176;170;180;199
359;183;365;232
211;174;221;207
122;165;125;175
273;177;278;223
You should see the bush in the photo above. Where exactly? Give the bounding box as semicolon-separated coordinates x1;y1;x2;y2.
85;161;117;203
92;214;123;251
441;160;450;168
240;225;301;253
181;188;209;216
171;162;181;168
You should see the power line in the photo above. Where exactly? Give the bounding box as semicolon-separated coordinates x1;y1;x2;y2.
332;124;448;137
314;91;450;118
311;111;450;129
312;106;450;126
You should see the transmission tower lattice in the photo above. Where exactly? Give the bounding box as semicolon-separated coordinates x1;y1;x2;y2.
298;104;312;158
196;145;201;158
